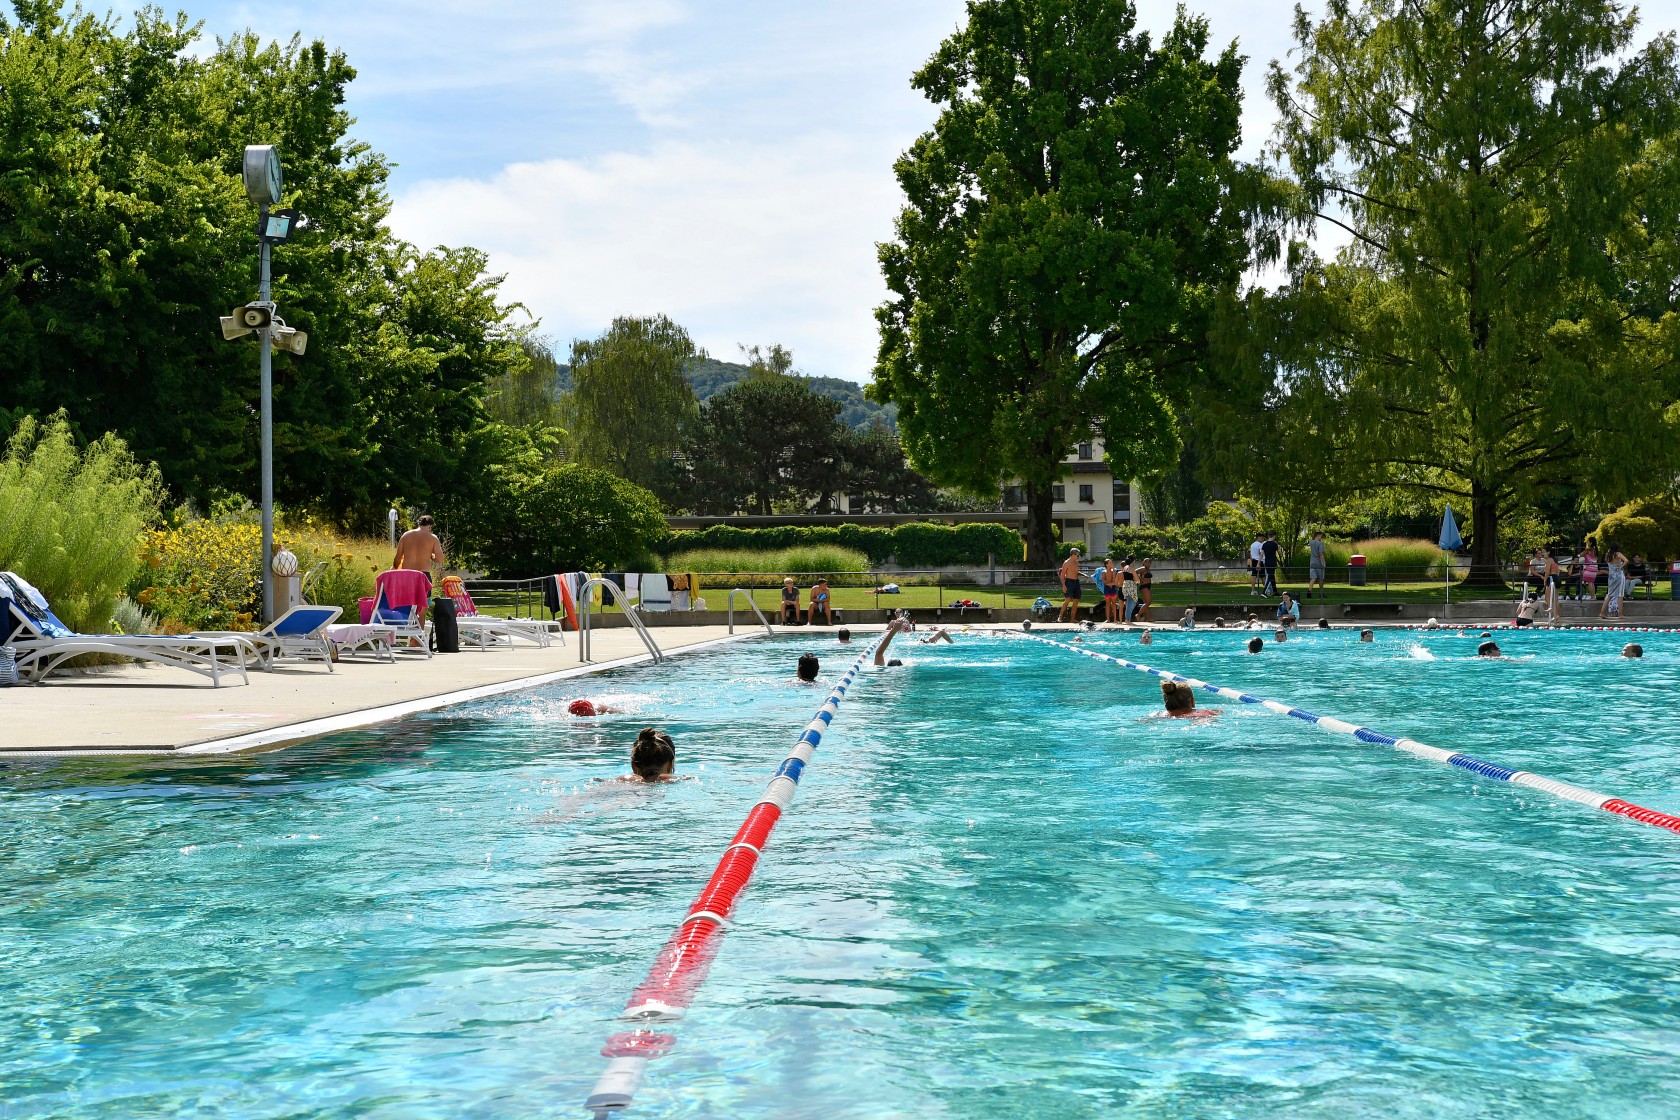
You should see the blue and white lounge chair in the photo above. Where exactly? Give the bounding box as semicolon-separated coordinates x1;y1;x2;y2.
203;604;341;671
0;571;253;687
639;573;673;613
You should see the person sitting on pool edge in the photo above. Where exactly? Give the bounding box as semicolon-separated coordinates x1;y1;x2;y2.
796;652;820;682
1623;643;1644;658
807;578;833;626
780;577;801;625
1276;592;1301;626
1247;636;1264;654
620;728;679;783
1161;681;1217;719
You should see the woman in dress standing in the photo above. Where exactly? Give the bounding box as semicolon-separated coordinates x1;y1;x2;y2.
1601;542;1628;619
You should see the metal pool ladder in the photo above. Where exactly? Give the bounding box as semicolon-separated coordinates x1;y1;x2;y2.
576;577;664;664
727;588;773;635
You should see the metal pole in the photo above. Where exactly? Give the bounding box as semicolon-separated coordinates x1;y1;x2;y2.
258;211;275;624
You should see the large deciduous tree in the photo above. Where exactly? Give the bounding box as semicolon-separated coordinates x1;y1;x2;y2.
1213;0;1680;585
872;0;1249;566
566;315;701;490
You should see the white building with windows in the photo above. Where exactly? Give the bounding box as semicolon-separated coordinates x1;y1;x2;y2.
1001;438;1142;554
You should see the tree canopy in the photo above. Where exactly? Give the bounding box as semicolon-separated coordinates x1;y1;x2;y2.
872;0;1250;565
0;3;529;527
565;315;701;490
1207;0;1680;583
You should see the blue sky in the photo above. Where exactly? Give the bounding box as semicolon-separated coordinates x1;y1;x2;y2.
183;1;1679;382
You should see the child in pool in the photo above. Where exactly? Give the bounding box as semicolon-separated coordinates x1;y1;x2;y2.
617;728;686;783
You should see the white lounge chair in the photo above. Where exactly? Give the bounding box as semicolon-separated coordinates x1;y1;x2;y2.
203;604;341;671
365;585;431;658
440;578;553;650
0;572;253;687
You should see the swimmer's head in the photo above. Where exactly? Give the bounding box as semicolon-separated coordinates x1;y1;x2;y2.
1359;629;1374;642
1274;629;1287;642
630;727;676;780
1140;631;1153;645
1082;620;1096;631
1317;617;1330;629
1214;616;1226;628
837;627;851;643
1478;640;1501;658
1623;643;1644;658
1021;620;1033;632
568;699;598;717
887;658;903;667
1161;680;1195;712
1247;636;1264;654
796;653;820;681
1426;617;1440;629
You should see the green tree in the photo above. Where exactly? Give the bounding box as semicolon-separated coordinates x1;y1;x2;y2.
462;462;666;577
871;0;1250;566
0;5;526;522
841;424;944;513
486;336;566;435
680;377;849;515
1214;0;1680;585
566;315;701;488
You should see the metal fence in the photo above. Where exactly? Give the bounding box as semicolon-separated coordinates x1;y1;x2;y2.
460;563;1673;620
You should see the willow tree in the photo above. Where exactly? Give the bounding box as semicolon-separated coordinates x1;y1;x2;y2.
566;315;700;490
871;0;1248;566
1223;0;1680;585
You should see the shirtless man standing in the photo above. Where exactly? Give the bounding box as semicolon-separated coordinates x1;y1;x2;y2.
1057;548;1084;623
393;514;446;576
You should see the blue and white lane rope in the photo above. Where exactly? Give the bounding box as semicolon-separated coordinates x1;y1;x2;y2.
1014;632;1680;837
582;639;882;1118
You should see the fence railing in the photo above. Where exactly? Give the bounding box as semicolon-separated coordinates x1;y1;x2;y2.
461;564;1671;621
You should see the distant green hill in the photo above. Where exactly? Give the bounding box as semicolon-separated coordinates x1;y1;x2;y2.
554;356;897;432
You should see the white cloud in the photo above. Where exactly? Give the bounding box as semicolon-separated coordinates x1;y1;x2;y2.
389;137;904;376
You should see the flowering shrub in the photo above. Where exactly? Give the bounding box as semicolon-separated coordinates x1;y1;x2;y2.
134;520;262;630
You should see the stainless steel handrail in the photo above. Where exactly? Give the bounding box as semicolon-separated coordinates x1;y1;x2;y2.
727;588;774;636
576;577;664;664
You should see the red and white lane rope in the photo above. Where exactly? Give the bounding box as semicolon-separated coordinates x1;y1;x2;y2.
582;639;880;1117
1015;632;1680;837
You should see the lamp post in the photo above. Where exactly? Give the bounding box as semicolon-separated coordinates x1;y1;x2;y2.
229;145;307;623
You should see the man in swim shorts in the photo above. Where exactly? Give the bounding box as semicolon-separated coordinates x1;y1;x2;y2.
1308;531;1327;598
1058;549;1083;623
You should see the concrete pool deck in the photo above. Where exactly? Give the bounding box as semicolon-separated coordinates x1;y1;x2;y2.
0;625;756;758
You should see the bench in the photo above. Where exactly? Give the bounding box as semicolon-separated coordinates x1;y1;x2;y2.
1341;603;1405;618
937;605;995;622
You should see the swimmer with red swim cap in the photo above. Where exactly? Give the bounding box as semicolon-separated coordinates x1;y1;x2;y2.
568;699;621;717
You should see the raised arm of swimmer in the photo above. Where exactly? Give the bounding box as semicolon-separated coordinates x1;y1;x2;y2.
875;619;909;666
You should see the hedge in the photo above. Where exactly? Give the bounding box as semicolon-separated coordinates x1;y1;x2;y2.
655;522;1022;568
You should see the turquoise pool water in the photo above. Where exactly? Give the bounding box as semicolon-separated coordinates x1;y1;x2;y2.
5;628;1680;1117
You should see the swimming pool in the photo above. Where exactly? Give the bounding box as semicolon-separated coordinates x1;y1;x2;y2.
5;628;1680;1117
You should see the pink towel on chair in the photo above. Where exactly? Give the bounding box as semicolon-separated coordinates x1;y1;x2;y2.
375;569;433;616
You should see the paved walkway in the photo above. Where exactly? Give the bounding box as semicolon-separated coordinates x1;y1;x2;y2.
1;625;748;757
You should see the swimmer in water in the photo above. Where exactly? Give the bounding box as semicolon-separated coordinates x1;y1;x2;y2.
1247;636;1264;654
1623;643;1644;658
837;627;851;643
1478;640;1502;658
1317;617;1331;629
875;618;911;666
1359;629;1374;642
1140;631;1153;645
919;627;955;645
617;727;681;783
1274;629;1287;643
796;653;820;682
1161;680;1217;719
569;699;620;717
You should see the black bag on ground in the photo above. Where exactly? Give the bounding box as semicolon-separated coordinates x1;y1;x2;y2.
429;597;459;653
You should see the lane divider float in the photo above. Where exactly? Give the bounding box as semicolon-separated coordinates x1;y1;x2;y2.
582;639;881;1118
1013;631;1680;837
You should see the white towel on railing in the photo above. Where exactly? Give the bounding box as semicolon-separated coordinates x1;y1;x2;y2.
625;573;641;602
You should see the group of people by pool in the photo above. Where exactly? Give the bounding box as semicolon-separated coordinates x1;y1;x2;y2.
1056;549;1158;625
1520;539;1663;623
